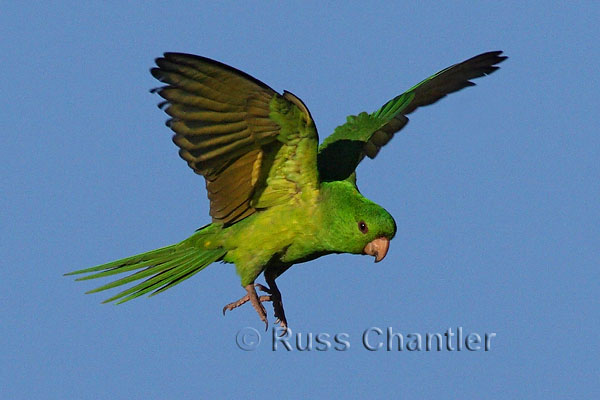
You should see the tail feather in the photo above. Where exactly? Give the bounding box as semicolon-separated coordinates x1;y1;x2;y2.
69;246;186;281
88;249;197;295
66;240;226;304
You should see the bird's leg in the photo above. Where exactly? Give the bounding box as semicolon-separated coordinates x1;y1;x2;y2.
265;271;288;333
222;284;272;329
245;283;269;330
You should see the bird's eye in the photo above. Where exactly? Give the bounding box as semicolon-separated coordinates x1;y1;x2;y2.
358;221;368;234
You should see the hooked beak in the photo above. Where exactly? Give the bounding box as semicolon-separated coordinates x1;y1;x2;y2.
363;237;390;263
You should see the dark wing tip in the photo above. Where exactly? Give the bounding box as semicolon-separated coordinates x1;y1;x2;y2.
162;51;199;59
465;51;508;75
149;66;169;83
481;50;507;59
153;52;277;93
477;50;508;69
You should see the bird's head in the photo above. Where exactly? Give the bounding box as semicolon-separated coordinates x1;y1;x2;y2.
319;180;396;262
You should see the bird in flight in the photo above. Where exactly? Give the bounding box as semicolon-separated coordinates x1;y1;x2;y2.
67;51;507;331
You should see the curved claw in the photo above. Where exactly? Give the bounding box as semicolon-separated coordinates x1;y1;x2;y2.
274;319;289;337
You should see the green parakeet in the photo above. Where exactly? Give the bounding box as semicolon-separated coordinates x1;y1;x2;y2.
66;51;506;330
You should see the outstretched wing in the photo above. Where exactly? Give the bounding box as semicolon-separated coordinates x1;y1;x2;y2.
151;53;318;225
317;51;507;182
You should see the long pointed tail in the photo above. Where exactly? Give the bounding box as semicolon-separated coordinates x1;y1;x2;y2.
65;228;226;304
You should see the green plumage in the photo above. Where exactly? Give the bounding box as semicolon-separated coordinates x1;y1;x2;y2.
66;51;506;328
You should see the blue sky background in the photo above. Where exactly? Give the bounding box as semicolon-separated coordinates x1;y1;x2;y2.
2;2;598;398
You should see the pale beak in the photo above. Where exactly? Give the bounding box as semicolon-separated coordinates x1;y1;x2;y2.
363;237;390;263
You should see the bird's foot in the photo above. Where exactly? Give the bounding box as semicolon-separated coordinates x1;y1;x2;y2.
222;284;272;330
265;278;288;335
222;281;289;334
271;296;288;334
